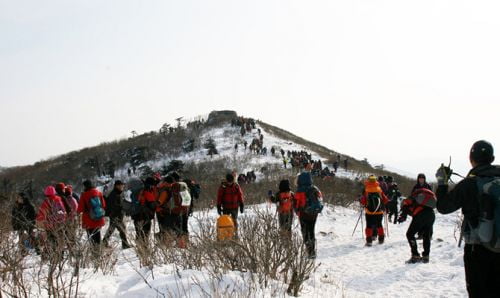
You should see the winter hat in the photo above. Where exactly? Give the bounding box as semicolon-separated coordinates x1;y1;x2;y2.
145;177;157;186
83;180;94;190
171;172;181;182
44;186;56;196
297;172;313;188
368;175;377;183
417;173;426;180
279;179;291;192
470;140;495;165
226;173;235;183
114;180;125;186
55;182;66;193
377;176;384;182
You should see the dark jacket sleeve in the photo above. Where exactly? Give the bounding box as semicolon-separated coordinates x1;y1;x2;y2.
436;178;477;215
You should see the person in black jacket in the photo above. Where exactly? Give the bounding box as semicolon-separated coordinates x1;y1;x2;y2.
436;140;500;298
11;193;36;246
103;181;131;249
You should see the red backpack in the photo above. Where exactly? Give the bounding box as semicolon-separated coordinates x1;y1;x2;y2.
277;192;294;214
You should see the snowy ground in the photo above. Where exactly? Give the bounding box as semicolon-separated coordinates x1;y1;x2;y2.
71;204;466;298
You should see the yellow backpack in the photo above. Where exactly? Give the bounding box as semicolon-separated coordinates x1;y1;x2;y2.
217;215;235;241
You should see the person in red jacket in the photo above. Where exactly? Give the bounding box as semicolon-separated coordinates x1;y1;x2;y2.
36;185;67;257
360;175;389;246
269;179;295;238
217;173;244;231
77;180;106;249
134;177;158;243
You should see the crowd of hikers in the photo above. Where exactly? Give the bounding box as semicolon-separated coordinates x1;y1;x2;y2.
9;140;500;297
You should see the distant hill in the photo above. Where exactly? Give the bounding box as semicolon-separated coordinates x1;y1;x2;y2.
0;111;414;204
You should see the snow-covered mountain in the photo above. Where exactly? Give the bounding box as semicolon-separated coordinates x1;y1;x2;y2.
0;110;413;198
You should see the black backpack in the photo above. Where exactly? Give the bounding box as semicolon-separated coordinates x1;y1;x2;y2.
366;193;383;213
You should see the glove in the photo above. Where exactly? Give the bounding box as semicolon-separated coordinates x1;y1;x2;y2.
435;164;453;186
240;203;244;214
267;190;273;198
217;205;222;215
397;214;407;224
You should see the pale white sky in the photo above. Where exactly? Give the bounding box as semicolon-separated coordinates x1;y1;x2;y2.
1;0;499;179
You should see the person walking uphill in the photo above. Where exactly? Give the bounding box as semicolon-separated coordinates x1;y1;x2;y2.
217;173;244;232
134;177;157;243
269;179;295;238
36;186;67;257
11;192;36;248
360;175;389;246
294;161;324;259
399;188;436;264
103;180;131;249
435;140;500;298
77;180;106;251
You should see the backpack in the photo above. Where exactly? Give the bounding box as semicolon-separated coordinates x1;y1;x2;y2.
366;192;383;213
122;178;143;217
278;192;294;214
89;196;105;221
465;177;500;251
47;199;66;226
170;182;191;214
184;179;201;199
303;186;324;215
412;188;437;209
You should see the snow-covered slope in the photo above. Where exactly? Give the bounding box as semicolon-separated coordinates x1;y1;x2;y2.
73;204;466;297
117;123;358;181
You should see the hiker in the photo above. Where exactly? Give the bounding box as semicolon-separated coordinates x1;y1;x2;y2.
11;192;36;248
103;180;131;249
436;140;500;297
412;173;432;193
399;188;436;264
217;173;244;232
166;172;192;248
77;180;106;249
269;179;295;238
294;163;324;258
156;176;175;237
333;161;339;173
134;177;158;243
343;158;348;170
360;175;389;246
378;176;389;194
36;186;67;257
66;185;80;202
386;183;401;224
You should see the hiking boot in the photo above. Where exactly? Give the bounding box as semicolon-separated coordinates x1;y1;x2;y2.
405;255;422;264
378;235;385;244
422;256;429;264
102;239;110;248
365;237;373;247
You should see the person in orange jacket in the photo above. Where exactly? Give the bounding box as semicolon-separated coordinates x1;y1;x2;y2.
269;179;295;237
156;176;174;237
77;180;106;248
134;177;158;243
360;175;389;246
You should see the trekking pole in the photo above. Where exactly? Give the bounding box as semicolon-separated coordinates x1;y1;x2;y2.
384;211;389;238
360;208;364;239
352;208;363;237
